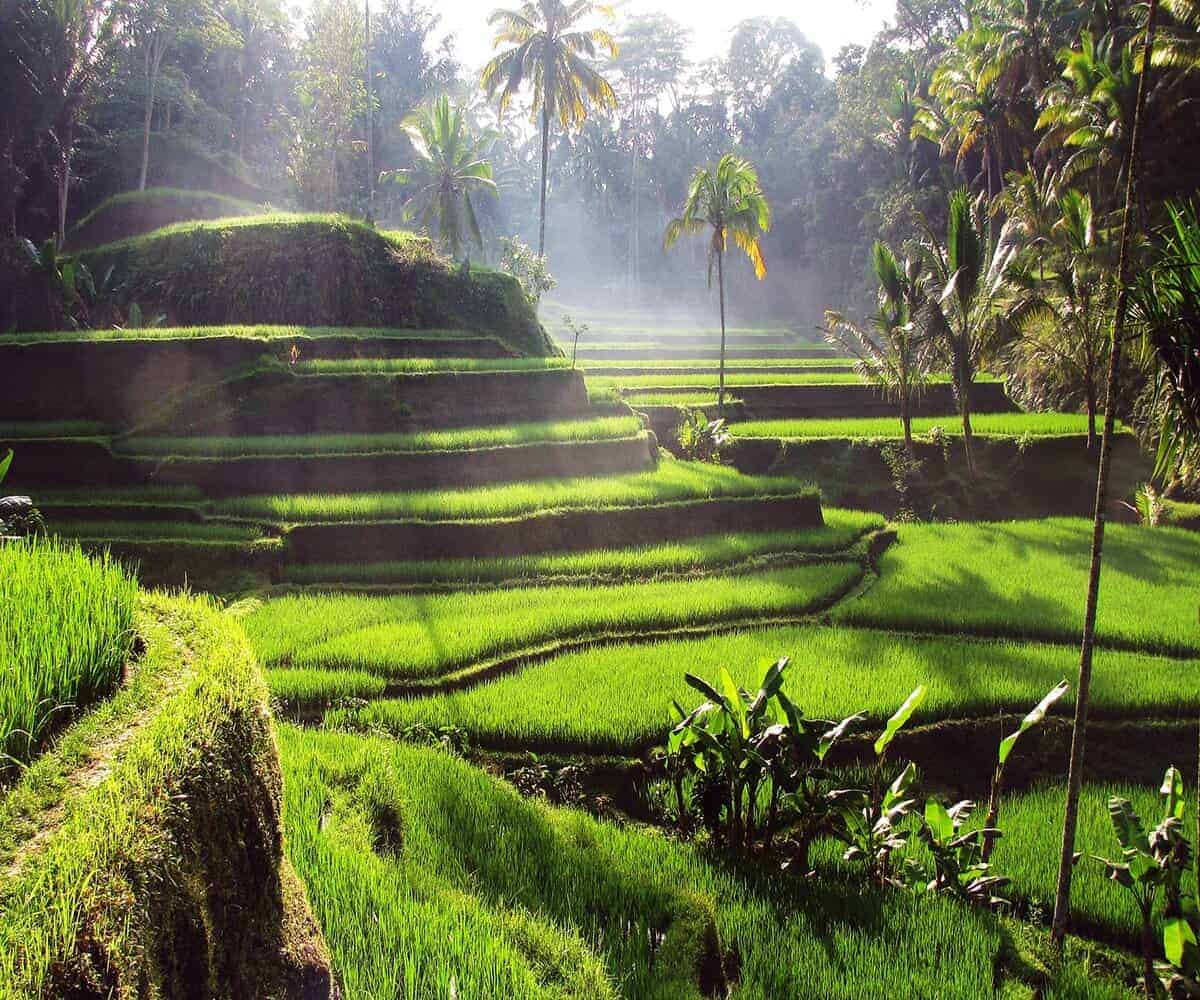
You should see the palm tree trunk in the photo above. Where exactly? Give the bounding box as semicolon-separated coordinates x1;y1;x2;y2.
56;146;71;250
717;243;727;418
901;392;914;458
538;104;550;257
1050;0;1159;949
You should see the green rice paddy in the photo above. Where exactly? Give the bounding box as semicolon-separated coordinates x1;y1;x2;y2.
279;511;884;587
732;413;1115;439
248;563;863;685
295;357;570;374
0;324;494;345
0;539;137;770
213;461;813;523
118;417;642;458
836;519;1200;655
50;520;266;543
333;625;1196;749
278;728;1130;999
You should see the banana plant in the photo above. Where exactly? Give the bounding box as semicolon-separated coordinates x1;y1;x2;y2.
907;798;1008;907
981;680;1070;862
21;237;93;329
1095;767;1196;999
836;686;927;885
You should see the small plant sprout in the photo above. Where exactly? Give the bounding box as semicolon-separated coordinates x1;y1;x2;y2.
981;680;1070;862
560;313;588;369
836;685;927;886
1121;483;1168;527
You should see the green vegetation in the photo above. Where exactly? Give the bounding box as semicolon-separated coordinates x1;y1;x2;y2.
249;563;862;687
0;539;137;771
588;372;993;389
338;625;1195;750
0;421;109;440
0;593;312;997
280;728;1128;999
50;520;266;543
282;513;882;588
120;417;642;458
215;462;813;524
620;392;744;407
69;214;552;354
732;413;1118;440
297;357;570;374
581;359;851;371
0;324;502;346
837;520;1200;655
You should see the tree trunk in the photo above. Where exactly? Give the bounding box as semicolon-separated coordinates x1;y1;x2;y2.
538;104;550;257
56;142;72;249
1085;382;1097;450
901;392;914;458
364;0;373;223
717;242;727;418
1050;0;1159;949
959;360;976;478
139;41;163;192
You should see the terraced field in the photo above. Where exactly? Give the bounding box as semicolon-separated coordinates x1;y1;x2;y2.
5;303;1187;999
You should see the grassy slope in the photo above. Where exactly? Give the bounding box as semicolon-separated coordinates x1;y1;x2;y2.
279;729;1128;1000
73;214;551;355
733;413;1114;439
589;373;992;389
248;564;863;696
66;187;260;250
836;519;1200;655
0;540;137;770
0;593;305;996
0;325;500;345
215;461;813;523
297;358;569;374
119;416;643;458
340;625;1196;751
280;511;884;586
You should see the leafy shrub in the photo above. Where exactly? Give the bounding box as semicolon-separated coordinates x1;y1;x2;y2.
499;236;555;305
676;411;730;463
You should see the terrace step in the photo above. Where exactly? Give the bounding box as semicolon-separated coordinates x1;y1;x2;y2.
582;364;854;376
572;347;840;361
282;493;823;563
734;381;1015;419
0;332;521;424
118;433;659;496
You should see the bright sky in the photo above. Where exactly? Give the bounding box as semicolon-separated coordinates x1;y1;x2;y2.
434;0;896;73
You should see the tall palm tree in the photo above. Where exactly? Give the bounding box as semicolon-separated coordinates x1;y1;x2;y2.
918;188;1019;478
481;0;617;257
1005;188;1115;448
382;95;496;259
824;241;930;455
664;154;771;415
1049;0;1160;952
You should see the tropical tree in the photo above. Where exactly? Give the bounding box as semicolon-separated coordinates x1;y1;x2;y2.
1050;0;1161;948
1005;188;1115;447
382;95;496;258
664;154;771;415
481;0;618;256
918;188;1018;478
824;241;931;455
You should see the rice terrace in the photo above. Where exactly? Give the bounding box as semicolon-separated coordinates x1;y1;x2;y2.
3;0;1200;997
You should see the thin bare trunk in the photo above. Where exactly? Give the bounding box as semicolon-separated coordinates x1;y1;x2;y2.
1050;0;1159;949
56;144;71;249
538;104;550;257
717;243;727;418
139;41;164;192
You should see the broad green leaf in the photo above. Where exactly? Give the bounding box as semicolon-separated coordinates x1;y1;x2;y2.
720;667;748;739
1107;797;1148;854
0;449;11;485
875;686;926;756
685;673;726;708
758;657;788;699
998;680;1069;765
1165;916;1197;967
1161;766;1186;821
924;799;954;842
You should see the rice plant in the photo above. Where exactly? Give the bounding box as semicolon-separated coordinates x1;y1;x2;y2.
247;563;863;682
296;357;570;374
118;417;642;458
214;462;814;523
836;519;1200;656
333;625;1197;751
281;512;884;586
0;538;138;771
732;413;1122;440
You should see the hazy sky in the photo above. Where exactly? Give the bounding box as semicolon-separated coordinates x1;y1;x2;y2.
417;0;895;73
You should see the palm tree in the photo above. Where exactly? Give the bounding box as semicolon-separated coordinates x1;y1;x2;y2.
382;95;496;259
1005;187;1115;448
1049;0;1160;952
824;241;930;455
481;0;617;257
918;188;1019;478
664;154;771;416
